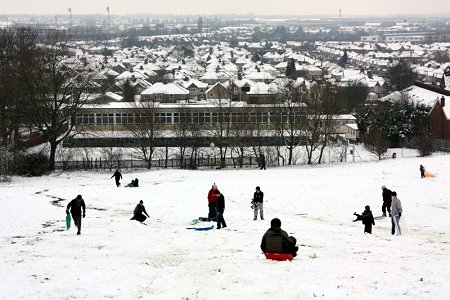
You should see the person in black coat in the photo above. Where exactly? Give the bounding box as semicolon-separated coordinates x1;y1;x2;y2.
381;185;392;217
261;218;298;256
353;205;375;234
66;195;86;235
111;170;122;187
420;165;425;178
134;200;150;223
259;154;266;170
253;186;264;220
216;193;227;229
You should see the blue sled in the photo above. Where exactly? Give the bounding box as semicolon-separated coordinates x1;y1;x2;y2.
186;225;214;231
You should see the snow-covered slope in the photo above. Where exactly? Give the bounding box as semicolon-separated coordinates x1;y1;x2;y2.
1;153;449;299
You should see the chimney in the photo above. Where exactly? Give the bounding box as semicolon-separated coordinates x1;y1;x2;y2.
441;96;445;107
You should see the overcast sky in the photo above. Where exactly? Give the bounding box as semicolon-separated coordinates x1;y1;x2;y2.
0;0;449;16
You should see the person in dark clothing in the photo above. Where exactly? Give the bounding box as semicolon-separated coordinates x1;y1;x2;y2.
420;165;425;178
381;185;392;217
207;183;220;220
253;186;264;220
111;170;122;187
353;205;375;234
261;218;298;257
134;200;150;223
216;193;227;229
259;154;266;170
126;178;139;187
66;195;86;235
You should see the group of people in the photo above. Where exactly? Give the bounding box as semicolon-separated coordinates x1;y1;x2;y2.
110;170;139;188
207;184;227;229
353;185;403;236
206;183;298;257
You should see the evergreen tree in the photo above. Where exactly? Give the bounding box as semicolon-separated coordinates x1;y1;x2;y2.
286;58;297;79
123;79;136;102
386;59;418;92
340;49;348;66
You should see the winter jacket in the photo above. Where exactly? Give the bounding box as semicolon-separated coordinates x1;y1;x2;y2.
382;188;392;203
253;191;264;203
134;204;149;218
208;188;219;203
359;209;375;225
260;227;295;253
111;171;122;180
390;197;403;217
217;194;225;213
66;198;86;216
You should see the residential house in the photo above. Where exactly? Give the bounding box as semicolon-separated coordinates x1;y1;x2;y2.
141;82;189;103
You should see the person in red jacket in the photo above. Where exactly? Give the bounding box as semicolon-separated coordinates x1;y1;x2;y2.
207;183;220;220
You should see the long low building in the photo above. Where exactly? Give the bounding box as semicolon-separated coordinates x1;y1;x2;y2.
69;99;356;147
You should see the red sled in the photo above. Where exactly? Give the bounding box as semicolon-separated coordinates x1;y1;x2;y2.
264;252;294;261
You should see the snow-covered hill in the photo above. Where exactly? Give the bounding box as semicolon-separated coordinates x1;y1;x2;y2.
1;152;449;299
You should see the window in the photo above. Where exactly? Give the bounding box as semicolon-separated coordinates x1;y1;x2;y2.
173;112;180;124
189;87;198;93
76;114;83;125
169;94;175;100
76;114;95;125
115;113;123;125
155;94;162;100
212;113;219;124
155;113;172;125
108;114;114;125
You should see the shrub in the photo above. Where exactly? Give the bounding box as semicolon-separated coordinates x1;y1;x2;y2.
414;134;434;157
14;153;49;176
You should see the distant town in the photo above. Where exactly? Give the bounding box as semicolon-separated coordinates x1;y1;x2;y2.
0;13;449;173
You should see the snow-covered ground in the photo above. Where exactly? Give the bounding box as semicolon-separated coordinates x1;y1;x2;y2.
1;150;450;299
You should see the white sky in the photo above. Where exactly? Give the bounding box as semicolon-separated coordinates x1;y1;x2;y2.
0;0;449;16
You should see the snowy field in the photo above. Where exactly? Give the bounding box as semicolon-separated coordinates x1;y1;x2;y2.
1;150;450;299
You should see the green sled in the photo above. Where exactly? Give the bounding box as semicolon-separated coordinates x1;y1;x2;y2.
66;213;71;230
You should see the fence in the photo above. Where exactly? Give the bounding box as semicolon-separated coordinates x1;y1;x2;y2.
54;155;260;171
434;139;450;152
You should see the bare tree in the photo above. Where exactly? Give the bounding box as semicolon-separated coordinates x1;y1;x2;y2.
174;105;190;168
274;85;305;165
128;100;161;169
303;83;327;165
209;86;234;167
17;29;95;170
361;129;389;160
316;84;340;164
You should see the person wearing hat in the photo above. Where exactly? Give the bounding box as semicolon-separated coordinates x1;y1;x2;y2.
381;185;392;217
134;200;150;223
260;218;298;256
253;186;264;220
353;205;375;234
66;195;86;235
207;183;220;220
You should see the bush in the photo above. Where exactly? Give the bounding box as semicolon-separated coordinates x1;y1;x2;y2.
14;153;49;176
414;134;434;157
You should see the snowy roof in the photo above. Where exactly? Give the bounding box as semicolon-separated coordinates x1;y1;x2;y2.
380;85;450;112
248;82;279;95
244;71;275;81
178;79;209;89
141;83;189;95
105;92;123;102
